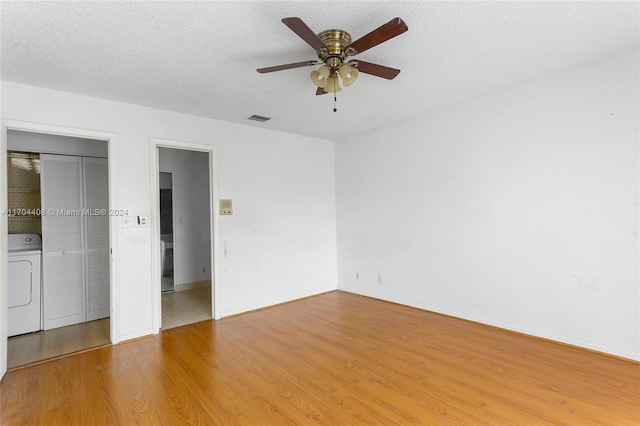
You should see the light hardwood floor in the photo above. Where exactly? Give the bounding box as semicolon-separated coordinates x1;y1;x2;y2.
1;291;638;425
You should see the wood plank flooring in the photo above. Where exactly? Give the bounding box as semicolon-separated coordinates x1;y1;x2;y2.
1;290;638;425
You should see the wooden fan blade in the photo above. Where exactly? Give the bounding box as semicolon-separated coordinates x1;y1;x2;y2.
349;60;401;80
282;17;327;51
346;17;408;55
316;87;328;96
257;61;317;73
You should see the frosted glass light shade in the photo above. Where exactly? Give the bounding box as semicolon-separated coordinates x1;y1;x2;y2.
325;75;342;93
338;64;359;87
310;65;331;88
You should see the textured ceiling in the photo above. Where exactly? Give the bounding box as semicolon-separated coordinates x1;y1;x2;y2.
1;1;638;141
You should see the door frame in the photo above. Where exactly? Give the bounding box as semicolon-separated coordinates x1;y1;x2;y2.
149;138;220;333
159;171;176;292
0;119;119;379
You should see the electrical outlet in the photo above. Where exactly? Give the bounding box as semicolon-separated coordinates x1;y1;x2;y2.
378;274;384;284
202;268;206;274
355;272;360;280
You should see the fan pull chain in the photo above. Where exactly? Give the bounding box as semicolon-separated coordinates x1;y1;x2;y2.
333;76;337;112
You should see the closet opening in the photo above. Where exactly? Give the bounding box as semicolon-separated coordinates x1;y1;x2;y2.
4;129;112;370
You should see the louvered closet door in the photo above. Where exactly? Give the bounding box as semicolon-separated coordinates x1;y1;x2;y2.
83;158;110;321
41;155;86;330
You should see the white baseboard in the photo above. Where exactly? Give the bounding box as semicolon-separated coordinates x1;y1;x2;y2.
176;280;211;292
338;286;640;362
220;289;336;318
116;328;155;343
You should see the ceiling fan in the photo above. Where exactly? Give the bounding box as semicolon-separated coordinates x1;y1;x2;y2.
257;17;408;110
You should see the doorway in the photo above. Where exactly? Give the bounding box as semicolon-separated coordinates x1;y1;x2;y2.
1;121;118;376
150;139;220;333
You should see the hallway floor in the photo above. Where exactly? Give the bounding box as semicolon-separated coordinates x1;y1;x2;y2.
7;318;110;370
161;285;212;330
7;286;212;369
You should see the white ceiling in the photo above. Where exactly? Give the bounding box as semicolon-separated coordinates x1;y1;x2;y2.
1;1;638;141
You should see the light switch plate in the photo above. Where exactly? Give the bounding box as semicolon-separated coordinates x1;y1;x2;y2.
220;199;233;215
135;216;148;227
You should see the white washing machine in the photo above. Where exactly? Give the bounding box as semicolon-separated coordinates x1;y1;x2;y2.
8;234;42;337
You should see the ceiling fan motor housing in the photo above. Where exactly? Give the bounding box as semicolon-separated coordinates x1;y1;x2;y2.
317;29;352;72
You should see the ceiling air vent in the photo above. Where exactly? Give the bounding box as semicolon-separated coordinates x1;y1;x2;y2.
247;114;271;123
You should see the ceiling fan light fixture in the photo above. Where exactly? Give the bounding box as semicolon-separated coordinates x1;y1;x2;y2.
325;75;341;93
338;64;359;87
310;65;330;88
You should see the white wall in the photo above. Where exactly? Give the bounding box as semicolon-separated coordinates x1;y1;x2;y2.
335;51;639;360
0;81;338;346
159;147;211;285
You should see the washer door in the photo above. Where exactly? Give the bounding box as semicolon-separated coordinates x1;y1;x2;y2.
8;259;33;308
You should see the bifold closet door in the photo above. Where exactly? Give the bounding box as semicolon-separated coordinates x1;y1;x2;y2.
41;154;86;330
83;157;110;321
